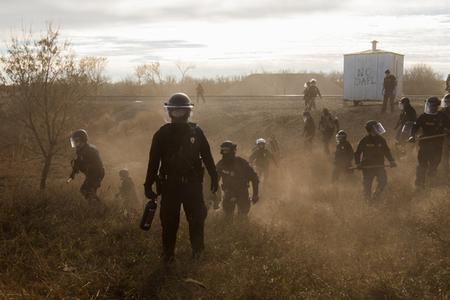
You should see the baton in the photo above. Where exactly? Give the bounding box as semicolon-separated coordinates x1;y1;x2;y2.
416;133;449;141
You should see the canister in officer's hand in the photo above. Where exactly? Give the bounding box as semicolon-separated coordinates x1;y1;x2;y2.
140;200;157;231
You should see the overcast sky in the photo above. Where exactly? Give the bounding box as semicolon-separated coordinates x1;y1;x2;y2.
1;0;449;80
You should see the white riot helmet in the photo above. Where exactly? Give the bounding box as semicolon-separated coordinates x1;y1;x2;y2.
365;120;386;135
335;130;347;143
256;138;266;145
441;94;450;108
424;97;440;115
310;78;317;86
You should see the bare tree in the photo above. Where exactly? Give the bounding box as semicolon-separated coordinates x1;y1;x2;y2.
0;25;106;189
175;62;195;83
79;56;108;96
404;64;443;95
134;62;162;85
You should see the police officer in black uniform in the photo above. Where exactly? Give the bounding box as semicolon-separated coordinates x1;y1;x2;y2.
355;121;396;201
68;129;105;201
394;97;417;158
318;108;339;155
440;94;450;172
332;130;354;182
409;97;450;188
216;141;259;219
249;138;277;183
144;93;218;262
303;111;315;151
395;97;417;142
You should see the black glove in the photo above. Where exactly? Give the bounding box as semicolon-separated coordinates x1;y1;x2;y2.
144;183;157;200
210;177;219;193
390;161;397;168
251;195;259;204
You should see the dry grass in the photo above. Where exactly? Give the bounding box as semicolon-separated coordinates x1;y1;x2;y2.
1;98;449;299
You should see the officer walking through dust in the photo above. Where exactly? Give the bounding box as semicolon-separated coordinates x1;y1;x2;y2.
355;121;396;201
249;138;277;183
332;130;354;182
440;94;450;172
303;111;315;151
144;93;218;262
409;97;450;188
67;129;105;202
394;97;416;157
216;141;259;219
318;108;340;155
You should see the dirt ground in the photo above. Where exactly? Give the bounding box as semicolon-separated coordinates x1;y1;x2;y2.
1;97;449;299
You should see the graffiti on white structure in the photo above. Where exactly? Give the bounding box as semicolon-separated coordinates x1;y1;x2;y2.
354;67;376;87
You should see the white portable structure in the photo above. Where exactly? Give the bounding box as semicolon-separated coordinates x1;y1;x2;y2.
344;41;404;102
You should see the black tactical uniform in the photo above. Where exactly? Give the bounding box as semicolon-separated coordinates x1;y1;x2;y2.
411;109;450;187
318;109;339;155
332;139;354;182
144;93;218;261
69;135;105;201
395;99;417;143
303;112;315;151
355;130;395;200
249;141;276;182
217;156;259;217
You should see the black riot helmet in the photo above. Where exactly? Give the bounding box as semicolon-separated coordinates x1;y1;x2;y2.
335;130;347;143
220;140;237;156
424;97;440;115
398;97;410;110
70;129;88;148
385;69;391;75
164;93;194;123
365;120;386;136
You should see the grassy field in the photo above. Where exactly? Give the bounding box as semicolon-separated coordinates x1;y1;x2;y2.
1;98;449;299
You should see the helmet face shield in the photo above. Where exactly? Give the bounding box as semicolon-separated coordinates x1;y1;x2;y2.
164;107;193;123
371;122;386;135
441;95;450;108
70;137;84;148
398;102;404;110
424;101;439;115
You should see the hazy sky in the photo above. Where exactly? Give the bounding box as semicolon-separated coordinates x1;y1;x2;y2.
1;0;449;80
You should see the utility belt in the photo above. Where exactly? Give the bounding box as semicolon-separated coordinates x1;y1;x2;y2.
159;170;204;185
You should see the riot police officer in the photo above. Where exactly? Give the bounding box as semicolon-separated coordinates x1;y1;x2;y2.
395;97;417;143
440;94;450;172
68;129;105;201
332;130;354;182
303;111;315;151
216;141;259;219
318;108;339;155
355;121;396;201
409;97;450;188
249;138;277;183
144;93;218;262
